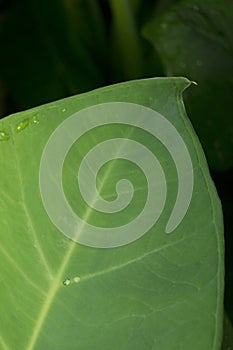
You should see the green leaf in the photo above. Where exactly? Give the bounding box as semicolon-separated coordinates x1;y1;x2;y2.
0;77;224;349
143;0;233;171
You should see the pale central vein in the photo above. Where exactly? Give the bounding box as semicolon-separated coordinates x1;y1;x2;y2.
0;335;10;350
26;126;190;349
26;233;192;349
26;186;102;350
26;239;77;350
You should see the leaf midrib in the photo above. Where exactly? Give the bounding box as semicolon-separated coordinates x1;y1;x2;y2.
8;88;222;350
26;233;194;350
26;128;136;349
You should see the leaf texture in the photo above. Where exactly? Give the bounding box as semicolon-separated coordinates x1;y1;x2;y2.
0;77;224;349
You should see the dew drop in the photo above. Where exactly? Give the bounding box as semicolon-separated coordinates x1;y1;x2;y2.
16;118;29;133
0;130;10;141
31;115;39;124
73;276;81;283
63;278;71;286
62;108;66;112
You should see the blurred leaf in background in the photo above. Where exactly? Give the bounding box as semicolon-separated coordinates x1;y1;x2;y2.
143;0;233;172
0;0;166;112
0;0;107;110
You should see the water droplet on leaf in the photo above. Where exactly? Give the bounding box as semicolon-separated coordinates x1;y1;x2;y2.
63;278;71;286
31;115;39;124
0;130;10;141
73;276;81;283
16;118;29;133
62;108;66;112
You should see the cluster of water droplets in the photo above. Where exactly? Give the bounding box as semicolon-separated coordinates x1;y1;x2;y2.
0;114;40;142
0;130;9;141
63;276;81;286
